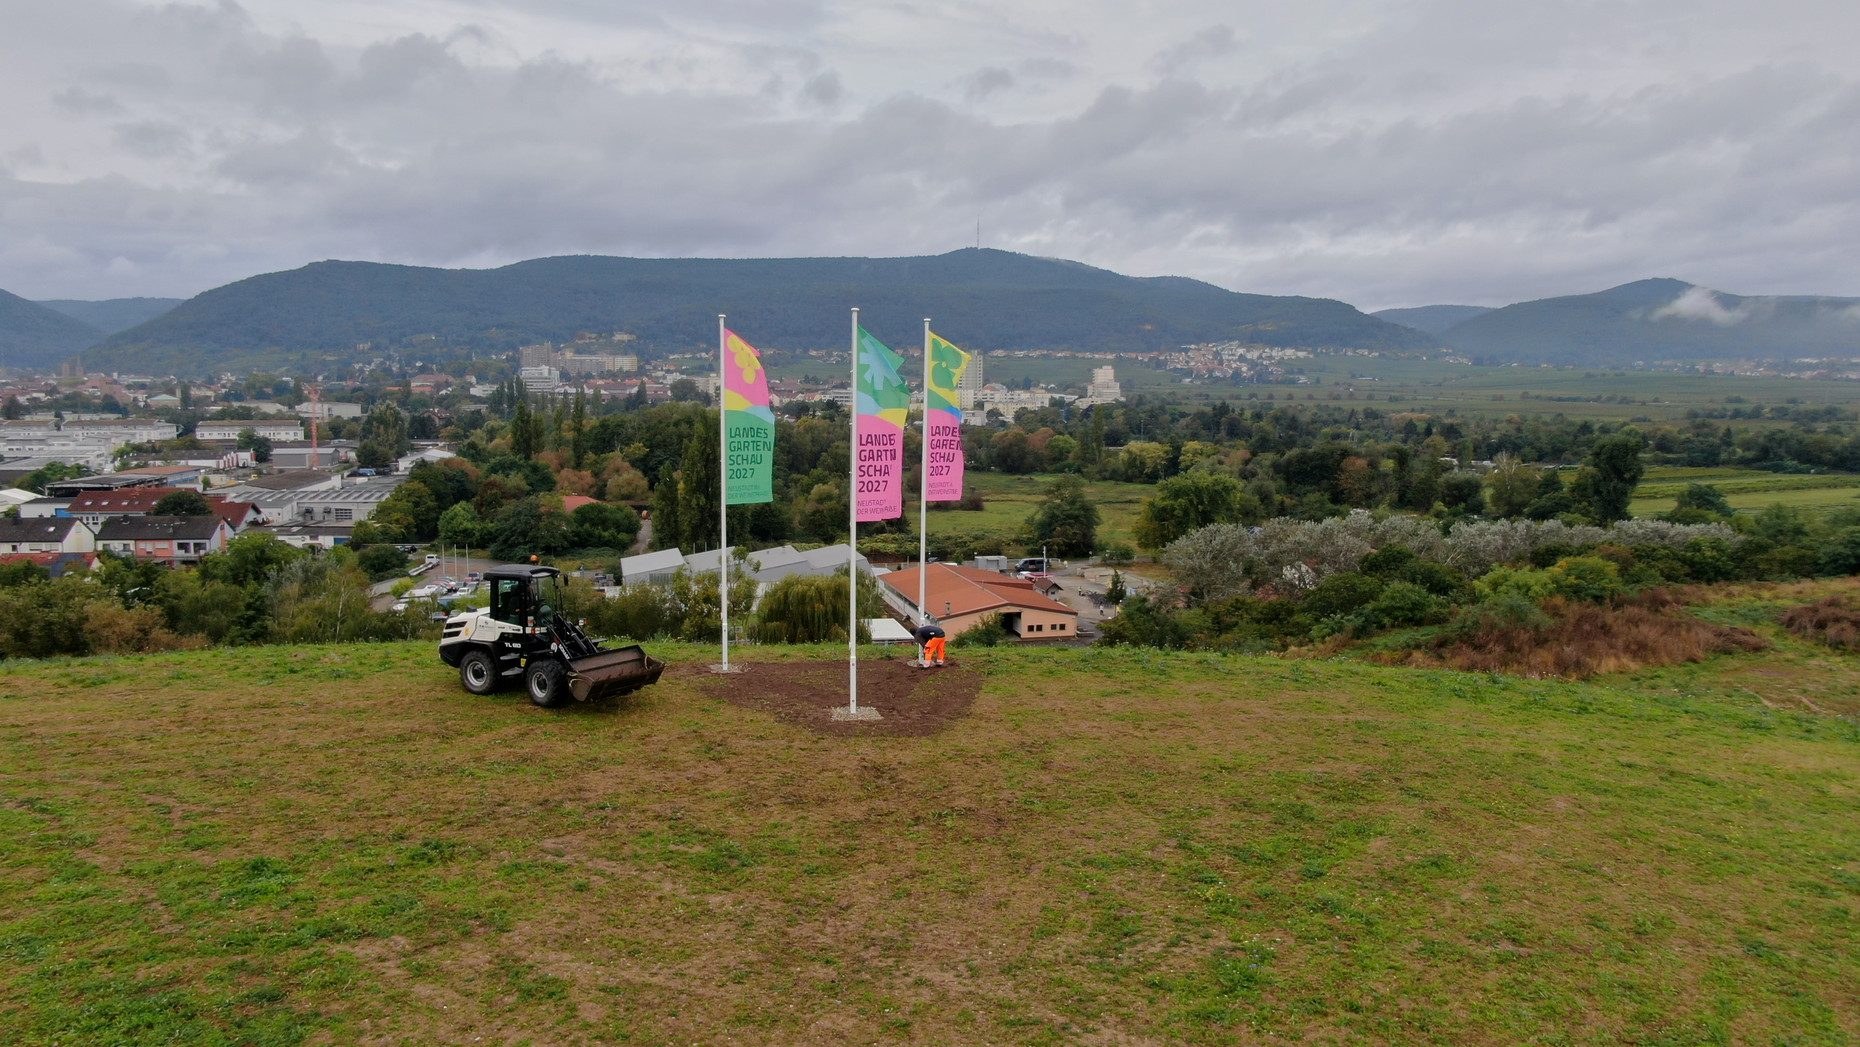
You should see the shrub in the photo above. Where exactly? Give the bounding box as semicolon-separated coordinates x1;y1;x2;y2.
1388;595;1764;678
1780;596;1860;649
1301;572;1385;620
954;612;1012;648
1363;581;1445;629
1098;543;1136;566
755;574;868;644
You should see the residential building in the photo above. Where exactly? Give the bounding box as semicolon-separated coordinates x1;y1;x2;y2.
247;522;352;550
66;487;189;526
296;401;364;421
212;501;264;534
0;517;96;554
878;562;1080;639
520;366;561;393
957;351;986;409
95;515;233;564
1085;366;1122;403
195;421;307;443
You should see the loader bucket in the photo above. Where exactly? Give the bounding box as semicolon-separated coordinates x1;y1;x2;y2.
566;644;665;702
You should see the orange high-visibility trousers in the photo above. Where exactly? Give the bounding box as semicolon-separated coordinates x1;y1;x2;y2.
925;636;946;663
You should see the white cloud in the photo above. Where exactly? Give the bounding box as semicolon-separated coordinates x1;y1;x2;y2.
1650;286;1758;325
0;0;1856;308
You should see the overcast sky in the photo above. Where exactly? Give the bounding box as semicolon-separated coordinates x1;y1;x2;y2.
3;0;1857;310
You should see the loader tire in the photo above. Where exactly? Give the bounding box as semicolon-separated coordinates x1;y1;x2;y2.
526;659;570;708
459;650;500;695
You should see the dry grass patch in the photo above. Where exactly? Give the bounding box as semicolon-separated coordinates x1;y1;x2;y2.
1781;595;1860;651
1379;594;1767;678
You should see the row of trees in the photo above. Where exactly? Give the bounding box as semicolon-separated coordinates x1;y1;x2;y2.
0;537;434;660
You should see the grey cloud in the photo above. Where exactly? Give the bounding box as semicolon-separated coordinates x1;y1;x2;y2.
1147;25;1238;74
964;67;1014;103
52;87;123;116
801;70;843;107
3;0;1860;309
111;120;192;158
1019;58;1077;80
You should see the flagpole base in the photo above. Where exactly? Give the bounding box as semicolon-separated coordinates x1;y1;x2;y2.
831;705;882;722
707;663;748;674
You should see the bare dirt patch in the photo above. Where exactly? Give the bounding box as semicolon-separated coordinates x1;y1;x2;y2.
687;657;981;736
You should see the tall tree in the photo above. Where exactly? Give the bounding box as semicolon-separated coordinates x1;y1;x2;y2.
1572;432;1645;523
570;387;588;469
1022;475;1100;557
510;397;536;459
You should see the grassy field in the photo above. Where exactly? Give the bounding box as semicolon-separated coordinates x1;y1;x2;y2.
2;587;1858;1045
1630;467;1860;519
927;472;1153;547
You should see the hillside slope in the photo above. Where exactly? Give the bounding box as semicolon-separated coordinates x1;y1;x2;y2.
86;249;1440;374
1439;278;1860;366
0;288;103;370
0;639;1853;1045
37;297;184;336
1371;303;1492;334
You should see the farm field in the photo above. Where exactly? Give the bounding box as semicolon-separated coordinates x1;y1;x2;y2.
926;472;1152;547
2;593;1857;1046
1630;467;1860;518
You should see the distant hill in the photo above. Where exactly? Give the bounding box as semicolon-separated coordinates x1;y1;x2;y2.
85;249;1441;375
0;289;103;371
1372;304;1493;335
38;298;184;336
1437;279;1860;366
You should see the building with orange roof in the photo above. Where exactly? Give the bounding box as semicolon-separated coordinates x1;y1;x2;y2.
878;562;1079;641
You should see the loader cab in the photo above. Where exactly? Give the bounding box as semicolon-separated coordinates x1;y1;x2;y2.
486;565;564;630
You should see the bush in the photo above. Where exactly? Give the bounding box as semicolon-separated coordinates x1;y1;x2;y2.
756;574;866;644
1095;596;1190;649
1098;543;1136;566
1781;596;1860;649
1362;581;1445;630
953;612;1012;647
1301;572;1385;620
355;544;411;581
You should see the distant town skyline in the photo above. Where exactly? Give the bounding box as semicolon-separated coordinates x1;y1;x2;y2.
3;0;1857;311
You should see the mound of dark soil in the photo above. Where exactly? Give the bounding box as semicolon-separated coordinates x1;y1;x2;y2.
689;658;982;736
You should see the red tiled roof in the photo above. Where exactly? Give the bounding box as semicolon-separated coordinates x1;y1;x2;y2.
880;563;1077;620
559;495;598;514
68;487;185;514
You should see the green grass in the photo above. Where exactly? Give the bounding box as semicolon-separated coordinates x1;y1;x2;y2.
1;624;1857;1045
1631;467;1860;518
927;472;1153;547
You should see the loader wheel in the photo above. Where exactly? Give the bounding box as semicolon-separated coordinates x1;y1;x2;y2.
526;659;570;708
459;650;500;695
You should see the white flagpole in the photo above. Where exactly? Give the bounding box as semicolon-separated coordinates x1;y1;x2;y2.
848;307;860;715
919;318;931;665
718;314;730;671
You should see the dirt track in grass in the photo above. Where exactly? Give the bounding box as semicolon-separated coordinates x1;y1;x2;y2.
688;656;982;736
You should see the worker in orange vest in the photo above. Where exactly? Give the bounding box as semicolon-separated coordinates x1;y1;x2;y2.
913;622;947;667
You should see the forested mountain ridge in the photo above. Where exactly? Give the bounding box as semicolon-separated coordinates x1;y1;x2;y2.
1434;279;1860;366
0;288;105;370
37;297;184;336
82;249;1441;375
1371;304;1493;334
